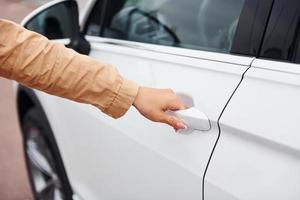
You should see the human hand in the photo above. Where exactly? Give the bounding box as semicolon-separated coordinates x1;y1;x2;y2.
133;87;187;131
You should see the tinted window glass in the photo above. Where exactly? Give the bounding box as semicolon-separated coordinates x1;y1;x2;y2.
295;37;300;63
25;2;74;39
88;0;245;53
260;0;300;62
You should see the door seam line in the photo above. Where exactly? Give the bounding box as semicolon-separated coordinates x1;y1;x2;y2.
201;58;255;200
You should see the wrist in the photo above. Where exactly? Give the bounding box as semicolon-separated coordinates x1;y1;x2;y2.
133;86;141;108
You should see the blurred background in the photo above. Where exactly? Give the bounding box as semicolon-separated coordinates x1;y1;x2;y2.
0;0;86;199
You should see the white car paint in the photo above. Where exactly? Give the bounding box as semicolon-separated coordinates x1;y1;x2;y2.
205;59;300;199
17;0;300;199
34;35;252;199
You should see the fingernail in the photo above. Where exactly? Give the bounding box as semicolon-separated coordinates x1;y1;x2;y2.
176;122;187;130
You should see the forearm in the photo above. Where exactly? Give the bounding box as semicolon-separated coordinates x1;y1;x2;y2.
0;19;138;118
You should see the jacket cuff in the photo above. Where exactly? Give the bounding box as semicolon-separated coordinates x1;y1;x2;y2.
104;78;139;118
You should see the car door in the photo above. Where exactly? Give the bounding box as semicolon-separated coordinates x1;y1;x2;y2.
49;0;257;199
204;0;300;199
35;0;272;200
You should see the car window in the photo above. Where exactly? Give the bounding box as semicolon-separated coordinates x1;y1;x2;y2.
295;38;300;64
25;3;73;39
86;0;246;53
260;0;300;63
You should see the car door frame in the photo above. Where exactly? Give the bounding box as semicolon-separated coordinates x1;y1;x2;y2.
80;0;275;199
204;0;300;199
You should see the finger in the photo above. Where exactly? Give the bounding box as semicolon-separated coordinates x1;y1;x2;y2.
166;99;187;111
164;88;175;94
161;114;187;131
174;121;188;132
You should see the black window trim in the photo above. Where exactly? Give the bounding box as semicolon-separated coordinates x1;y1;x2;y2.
82;0;107;36
259;0;300;64
231;0;274;57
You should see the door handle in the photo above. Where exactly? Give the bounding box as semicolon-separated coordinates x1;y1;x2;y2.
172;107;211;132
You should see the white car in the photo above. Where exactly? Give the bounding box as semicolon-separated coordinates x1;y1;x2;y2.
16;0;300;199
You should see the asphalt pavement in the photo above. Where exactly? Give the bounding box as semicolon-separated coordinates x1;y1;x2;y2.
0;0;37;199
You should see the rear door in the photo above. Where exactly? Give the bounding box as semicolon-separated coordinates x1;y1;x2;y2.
48;0;268;199
205;0;300;199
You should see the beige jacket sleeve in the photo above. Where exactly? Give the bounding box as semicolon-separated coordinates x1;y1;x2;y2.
0;19;139;118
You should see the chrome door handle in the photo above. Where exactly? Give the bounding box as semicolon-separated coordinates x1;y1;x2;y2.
173;107;211;132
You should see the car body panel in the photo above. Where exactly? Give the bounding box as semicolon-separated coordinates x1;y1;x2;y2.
29;34;253;199
205;59;300;199
17;0;297;199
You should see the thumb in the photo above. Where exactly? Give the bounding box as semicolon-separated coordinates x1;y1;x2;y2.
161;113;187;131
